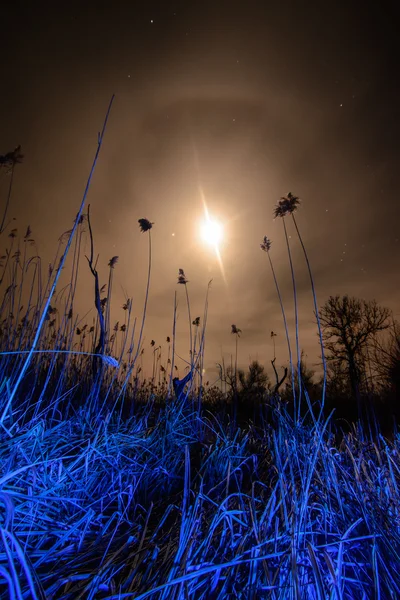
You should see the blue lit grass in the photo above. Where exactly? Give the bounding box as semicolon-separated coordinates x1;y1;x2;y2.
1;118;400;597
1;397;399;598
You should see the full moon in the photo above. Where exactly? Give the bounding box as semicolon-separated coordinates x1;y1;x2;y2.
200;218;223;247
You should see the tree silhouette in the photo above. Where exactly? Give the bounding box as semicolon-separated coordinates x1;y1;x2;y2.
370;318;400;398
238;360;270;398
319;295;391;415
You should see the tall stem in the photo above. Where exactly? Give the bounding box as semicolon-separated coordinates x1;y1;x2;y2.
120;229;152;396
185;283;193;370
291;213;327;417
267;252;296;407
282;218;301;422
167;293;177;399
7;96;114;418
0;164;15;235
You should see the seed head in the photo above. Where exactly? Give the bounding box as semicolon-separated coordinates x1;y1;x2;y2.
260;236;272;252
281;192;300;213
138;218;153;232
0;146;23;171
177;268;188;284
231;324;242;337
193;317;200;327
122;299;131;311
274;192;301;218
108;256;119;268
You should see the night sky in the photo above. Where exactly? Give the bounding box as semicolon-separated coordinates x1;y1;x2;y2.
1;1;399;382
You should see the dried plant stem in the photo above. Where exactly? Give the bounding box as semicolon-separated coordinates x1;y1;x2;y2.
282;218;301;422
185;283;193;372
291;213;327;416
6;95;115;422
0;163;15;235
119;228;152;398
266;250;296;410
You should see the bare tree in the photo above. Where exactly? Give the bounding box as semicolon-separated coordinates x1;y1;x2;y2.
319;295;391;413
369;318;400;397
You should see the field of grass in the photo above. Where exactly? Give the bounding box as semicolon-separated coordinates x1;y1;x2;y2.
1;376;400;599
1;107;399;599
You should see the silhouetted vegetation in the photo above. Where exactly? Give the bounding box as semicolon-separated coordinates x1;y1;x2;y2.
1;125;399;598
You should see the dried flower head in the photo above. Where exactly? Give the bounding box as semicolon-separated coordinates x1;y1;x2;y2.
108;256;119;268
231;324;242;337
193;317;200;327
177;268;188;284
281;192;300;213
274;192;301;218
166;336;170;343
0;146;23;171
122;299;131;311
138;218;153;232
260;236;272;252
150;339;155;347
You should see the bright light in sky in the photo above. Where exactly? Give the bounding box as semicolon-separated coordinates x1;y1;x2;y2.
198;186;227;284
200;218;223;247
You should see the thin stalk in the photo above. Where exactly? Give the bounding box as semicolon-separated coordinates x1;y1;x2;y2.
167;292;177;399
184;283;193;370
0;164;15;235
291;214;327;416
6;95;114;419
120;229;152;396
266;251;296;411
282;218;301;423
